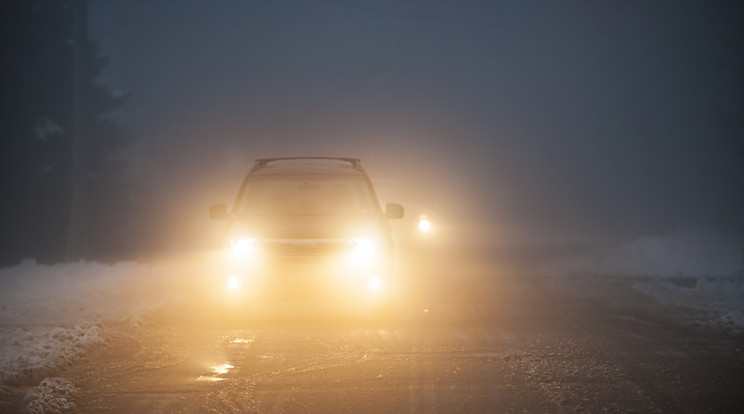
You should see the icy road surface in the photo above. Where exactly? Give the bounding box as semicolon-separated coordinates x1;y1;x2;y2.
8;274;743;413
1;234;743;414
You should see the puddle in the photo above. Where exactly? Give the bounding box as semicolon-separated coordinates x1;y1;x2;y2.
196;362;234;382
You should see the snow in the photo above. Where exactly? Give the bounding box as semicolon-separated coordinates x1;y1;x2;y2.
0;228;741;409
632;273;744;336
0;259;177;327
554;228;744;337
0;258;183;410
599;228;742;277
0;325;103;386
20;377;77;414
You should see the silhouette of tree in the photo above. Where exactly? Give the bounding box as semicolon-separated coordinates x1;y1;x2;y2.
0;0;134;265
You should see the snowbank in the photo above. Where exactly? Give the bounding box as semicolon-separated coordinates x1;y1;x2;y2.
0;259;177;326
555;228;744;336
20;377;77;414
548;228;742;278
0;325;103;386
0;258;187;410
632;272;744;336
599;228;742;277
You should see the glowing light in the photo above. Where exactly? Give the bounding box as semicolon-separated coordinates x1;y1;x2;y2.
197;362;235;382
418;214;432;233
357;238;374;254
212;363;234;375
368;277;382;290
227;277;242;290
196;375;224;382
349;237;375;260
231;238;259;256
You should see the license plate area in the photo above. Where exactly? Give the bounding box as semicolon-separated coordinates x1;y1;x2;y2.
286;263;315;280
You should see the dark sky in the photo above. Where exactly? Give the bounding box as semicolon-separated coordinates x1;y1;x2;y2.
89;0;743;243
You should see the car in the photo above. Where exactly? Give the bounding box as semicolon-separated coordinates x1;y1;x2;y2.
208;157;404;319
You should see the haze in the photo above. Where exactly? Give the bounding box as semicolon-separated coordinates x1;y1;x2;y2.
87;0;743;255
2;2;744;412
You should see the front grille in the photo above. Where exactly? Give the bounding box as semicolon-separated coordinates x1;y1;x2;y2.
260;239;349;257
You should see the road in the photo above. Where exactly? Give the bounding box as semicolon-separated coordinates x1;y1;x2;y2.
56;272;743;413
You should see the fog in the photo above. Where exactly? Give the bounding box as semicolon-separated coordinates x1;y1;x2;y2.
2;0;741;266
2;3;744;410
83;1;742;260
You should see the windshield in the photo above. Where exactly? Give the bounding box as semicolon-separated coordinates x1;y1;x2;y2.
237;175;375;216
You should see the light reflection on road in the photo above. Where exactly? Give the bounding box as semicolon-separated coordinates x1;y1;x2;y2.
196;362;234;382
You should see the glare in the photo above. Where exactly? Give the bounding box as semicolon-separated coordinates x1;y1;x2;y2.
196;375;224;382
212;363;234;375
350;238;375;258
418;214;432;233
227;277;242;290
197;362;234;382
231;238;258;256
368;277;382;290
418;219;432;232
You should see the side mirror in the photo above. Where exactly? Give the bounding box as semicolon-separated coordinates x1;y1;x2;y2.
209;203;230;220
385;202;404;220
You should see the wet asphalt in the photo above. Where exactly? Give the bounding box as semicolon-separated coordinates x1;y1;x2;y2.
59;272;744;413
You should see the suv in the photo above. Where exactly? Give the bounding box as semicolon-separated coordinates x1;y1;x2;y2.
209;157;404;317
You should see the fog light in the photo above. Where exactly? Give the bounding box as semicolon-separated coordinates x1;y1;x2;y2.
418;214;432;233
368;277;381;290
227;277;242;290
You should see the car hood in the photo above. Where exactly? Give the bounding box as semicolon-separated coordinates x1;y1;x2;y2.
229;215;385;240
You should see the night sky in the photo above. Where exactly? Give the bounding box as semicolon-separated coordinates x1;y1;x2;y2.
88;0;743;246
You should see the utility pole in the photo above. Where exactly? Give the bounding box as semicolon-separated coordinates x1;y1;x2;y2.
66;0;88;260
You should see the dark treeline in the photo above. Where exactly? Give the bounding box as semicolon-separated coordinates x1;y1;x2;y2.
1;0;136;265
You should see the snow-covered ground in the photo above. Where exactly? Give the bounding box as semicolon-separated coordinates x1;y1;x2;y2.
554;228;744;337
0;259;185;413
1;228;741;411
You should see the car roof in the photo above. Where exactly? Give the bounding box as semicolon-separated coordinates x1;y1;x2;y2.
248;157;368;177
250;164;366;176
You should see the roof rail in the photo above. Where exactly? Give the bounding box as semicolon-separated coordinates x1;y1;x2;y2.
251;157;363;172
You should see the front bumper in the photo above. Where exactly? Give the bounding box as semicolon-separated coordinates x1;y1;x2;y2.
214;238;392;306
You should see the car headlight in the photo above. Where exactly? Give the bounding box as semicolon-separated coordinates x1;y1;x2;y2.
230;237;260;257
348;237;376;263
367;276;382;290
351;237;374;255
227;277;242;290
418;214;432;233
